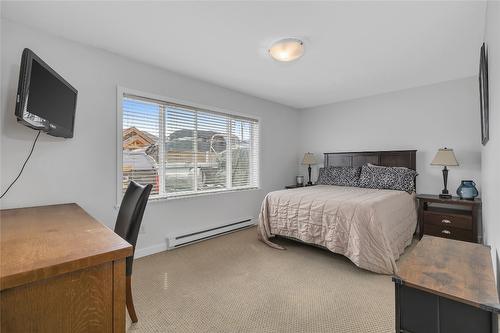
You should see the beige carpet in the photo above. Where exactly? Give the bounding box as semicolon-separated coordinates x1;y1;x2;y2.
127;226;401;333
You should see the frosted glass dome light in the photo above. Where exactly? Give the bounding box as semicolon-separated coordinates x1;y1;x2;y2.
268;38;304;62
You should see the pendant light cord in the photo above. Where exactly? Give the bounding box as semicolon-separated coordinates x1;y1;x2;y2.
0;130;41;199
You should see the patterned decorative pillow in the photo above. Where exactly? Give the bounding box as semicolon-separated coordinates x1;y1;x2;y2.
359;164;417;193
317;166;361;187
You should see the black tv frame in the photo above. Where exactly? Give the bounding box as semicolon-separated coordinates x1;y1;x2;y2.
15;48;78;138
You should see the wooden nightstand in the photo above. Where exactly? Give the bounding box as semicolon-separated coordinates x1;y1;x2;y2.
285;184;303;189
416;194;482;244
284;184;315;189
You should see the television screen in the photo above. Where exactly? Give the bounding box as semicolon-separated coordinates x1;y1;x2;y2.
15;48;77;138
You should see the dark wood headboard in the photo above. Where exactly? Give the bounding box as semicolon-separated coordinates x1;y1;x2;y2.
324;150;417;170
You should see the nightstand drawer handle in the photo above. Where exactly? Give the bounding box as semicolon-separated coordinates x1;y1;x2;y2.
441;219;452;224
441;229;451;235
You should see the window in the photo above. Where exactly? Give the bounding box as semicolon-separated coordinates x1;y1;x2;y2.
120;92;259;199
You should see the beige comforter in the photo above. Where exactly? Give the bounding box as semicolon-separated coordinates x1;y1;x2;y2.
258;185;417;274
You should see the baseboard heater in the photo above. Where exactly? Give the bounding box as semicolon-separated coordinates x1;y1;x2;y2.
167;218;255;248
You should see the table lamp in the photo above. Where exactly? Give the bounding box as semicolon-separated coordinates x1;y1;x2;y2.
302;152;317;186
431;148;459;199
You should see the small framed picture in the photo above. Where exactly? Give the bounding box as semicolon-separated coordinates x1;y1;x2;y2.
296;176;304;186
479;43;489;145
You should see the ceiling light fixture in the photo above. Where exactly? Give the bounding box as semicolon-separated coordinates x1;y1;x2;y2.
268;38;304;62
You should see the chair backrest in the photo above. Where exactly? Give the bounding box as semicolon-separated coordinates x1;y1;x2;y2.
114;181;152;276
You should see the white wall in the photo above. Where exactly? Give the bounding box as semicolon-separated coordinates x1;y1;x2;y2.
0;19;300;252
482;1;500;283
0;16;491;266
297;77;482;195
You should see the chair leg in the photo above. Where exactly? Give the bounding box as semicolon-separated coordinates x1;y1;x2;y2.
126;275;138;323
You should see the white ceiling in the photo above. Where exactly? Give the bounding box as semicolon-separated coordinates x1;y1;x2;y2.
1;1;487;109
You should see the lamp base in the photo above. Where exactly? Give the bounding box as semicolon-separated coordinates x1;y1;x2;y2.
439;167;451;199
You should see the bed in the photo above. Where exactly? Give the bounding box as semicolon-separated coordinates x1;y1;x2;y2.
258;150;418;274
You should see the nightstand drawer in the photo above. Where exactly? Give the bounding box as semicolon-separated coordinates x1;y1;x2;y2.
423;211;472;230
423;224;473;242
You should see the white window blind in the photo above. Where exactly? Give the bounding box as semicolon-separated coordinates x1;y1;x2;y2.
121;93;259;199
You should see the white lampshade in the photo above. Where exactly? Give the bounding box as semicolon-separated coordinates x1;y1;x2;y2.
302;152;317;165
269;38;304;62
431;148;459;166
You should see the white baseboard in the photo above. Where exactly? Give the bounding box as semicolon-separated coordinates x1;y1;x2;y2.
134;241;168;259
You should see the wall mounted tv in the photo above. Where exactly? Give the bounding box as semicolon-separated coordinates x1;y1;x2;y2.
15;48;77;138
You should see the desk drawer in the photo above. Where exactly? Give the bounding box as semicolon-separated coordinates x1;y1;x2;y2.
1;262;114;332
423;211;472;230
423;224;473;242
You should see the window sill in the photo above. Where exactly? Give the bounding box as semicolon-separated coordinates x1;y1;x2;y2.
148;186;260;202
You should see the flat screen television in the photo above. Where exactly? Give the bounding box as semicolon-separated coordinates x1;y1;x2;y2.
15;48;77;138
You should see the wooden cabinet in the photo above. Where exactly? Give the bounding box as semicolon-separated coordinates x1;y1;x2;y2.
396;285;496;333
393;236;499;333
417;194;482;243
0;204;132;332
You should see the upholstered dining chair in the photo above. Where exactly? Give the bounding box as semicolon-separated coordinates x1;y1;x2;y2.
114;181;152;323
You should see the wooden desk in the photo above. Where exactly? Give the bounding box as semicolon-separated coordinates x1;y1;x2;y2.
1;203;133;332
393;236;499;333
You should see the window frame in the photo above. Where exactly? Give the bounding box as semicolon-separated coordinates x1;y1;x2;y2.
116;86;261;204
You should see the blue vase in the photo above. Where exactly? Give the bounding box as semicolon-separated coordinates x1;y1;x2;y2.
456;180;478;200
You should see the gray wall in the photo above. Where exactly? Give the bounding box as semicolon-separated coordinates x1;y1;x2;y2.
482;1;500;281
297;77;482;195
0;19;300;253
